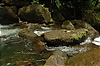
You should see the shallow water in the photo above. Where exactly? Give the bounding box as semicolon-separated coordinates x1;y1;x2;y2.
0;25;46;66
0;25;100;66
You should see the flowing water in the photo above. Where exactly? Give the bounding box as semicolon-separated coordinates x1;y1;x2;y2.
0;24;100;66
0;25;46;66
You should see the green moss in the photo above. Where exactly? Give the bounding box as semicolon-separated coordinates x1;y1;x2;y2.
19;30;26;36
55;37;61;40
68;22;74;28
66;59;72;66
50;18;54;22
70;30;87;41
26;8;31;13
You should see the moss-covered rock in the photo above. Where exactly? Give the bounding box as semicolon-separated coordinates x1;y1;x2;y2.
18;4;53;24
66;48;100;66
70;20;99;39
61;20;75;30
42;28;88;46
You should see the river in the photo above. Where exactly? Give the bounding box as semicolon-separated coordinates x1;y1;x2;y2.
0;24;100;66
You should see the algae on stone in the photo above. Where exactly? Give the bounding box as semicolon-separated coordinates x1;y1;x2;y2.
18;4;53;23
70;29;87;41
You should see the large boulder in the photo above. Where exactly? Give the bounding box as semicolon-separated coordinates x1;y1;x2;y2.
70;20;99;39
18;28;46;53
44;50;68;66
42;28;88;46
0;6;19;25
18;4;53;23
61;20;75;30
66;48;100;66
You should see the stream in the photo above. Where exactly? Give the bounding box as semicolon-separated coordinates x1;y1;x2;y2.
0;24;100;66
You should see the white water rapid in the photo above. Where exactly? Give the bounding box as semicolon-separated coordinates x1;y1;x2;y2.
0;24;20;36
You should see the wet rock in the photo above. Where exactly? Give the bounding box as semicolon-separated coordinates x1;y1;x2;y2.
18;28;38;40
33;39;46;53
61;20;75;30
42;28;88;46
0;6;19;25
44;50;68;66
70;20;99;39
66;48;100;66
18;4;53;24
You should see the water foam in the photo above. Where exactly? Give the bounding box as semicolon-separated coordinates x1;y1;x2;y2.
92;36;100;46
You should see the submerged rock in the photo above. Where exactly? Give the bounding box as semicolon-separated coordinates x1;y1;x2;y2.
42;28;88;46
18;4;53;23
0;6;19;25
66;48;100;66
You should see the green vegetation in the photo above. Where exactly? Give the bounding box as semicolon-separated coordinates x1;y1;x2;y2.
31;0;99;20
27;0;100;31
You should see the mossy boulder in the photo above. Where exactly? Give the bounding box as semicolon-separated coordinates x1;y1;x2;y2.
42;28;88;46
70;20;99;39
18;4;53;23
61;20;75;30
0;6;19;25
66;48;100;66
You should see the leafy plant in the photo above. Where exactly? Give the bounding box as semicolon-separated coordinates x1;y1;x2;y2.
31;0;39;4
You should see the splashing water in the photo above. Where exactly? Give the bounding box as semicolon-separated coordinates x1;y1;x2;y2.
92;36;100;46
34;27;59;36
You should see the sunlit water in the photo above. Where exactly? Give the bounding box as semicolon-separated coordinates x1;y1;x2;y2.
0;24;100;66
